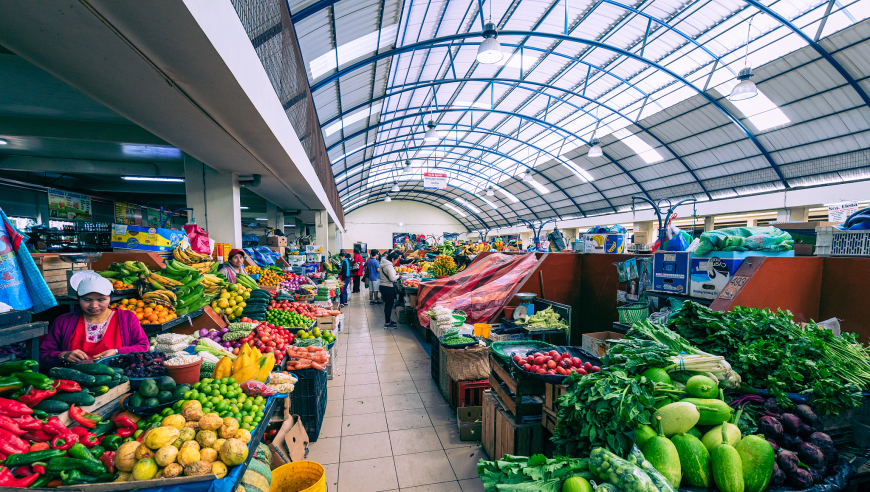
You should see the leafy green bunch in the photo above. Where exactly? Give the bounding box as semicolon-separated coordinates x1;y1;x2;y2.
477;455;589;492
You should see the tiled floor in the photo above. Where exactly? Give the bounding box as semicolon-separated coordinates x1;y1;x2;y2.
307;289;486;492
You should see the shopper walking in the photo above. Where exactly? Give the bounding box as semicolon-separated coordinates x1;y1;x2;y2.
366;250;381;304
351;247;364;293
379;251;401;328
338;251;351;308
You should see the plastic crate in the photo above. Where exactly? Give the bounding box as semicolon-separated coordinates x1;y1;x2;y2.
288;368;327;442
488;332;528;343
815;226;870;256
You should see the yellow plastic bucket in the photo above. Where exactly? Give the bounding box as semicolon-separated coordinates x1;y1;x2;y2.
270;461;326;492
474;323;491;338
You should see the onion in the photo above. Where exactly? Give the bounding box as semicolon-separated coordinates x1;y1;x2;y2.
220;328;229;334
199;329;209;337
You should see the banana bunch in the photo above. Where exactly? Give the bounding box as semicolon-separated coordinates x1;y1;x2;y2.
432;254;457;277
147;271;183;291
172;245;214;265
420;261;433;272
98;261;150;286
186;261;218;275
142;289;177;308
201;273;225;294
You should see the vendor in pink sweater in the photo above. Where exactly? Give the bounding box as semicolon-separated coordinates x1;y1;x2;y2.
41;276;149;368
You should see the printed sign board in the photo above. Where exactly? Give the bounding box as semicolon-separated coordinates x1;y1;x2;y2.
48;189;92;221
828;201;860;223
423;172;448;190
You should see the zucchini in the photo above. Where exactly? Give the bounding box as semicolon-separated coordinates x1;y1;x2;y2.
49;367;96;386
86;375;114;386
735;435;775;492
711;426;744;492
672;433;712;488
111;367;124;375
34;399;70;413
680;398;732;426
73;364;117;376
49;392;96;407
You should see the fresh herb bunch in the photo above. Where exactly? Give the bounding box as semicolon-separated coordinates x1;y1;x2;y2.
670;302;868;415
553;368;657;458
601;339;676;375
477;454;589;492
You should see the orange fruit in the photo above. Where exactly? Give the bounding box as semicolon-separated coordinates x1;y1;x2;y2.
143;307;153;315
147;314;158;322
136;300;145;308
136;312;144;320
120;299;129;305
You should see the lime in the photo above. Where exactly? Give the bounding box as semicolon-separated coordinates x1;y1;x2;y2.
242;416;253;423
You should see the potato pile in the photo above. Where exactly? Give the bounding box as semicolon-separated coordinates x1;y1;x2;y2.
114;400;252;482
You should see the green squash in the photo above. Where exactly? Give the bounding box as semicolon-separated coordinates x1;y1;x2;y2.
735;435;775;492
671;433;712;488
641;417;682;489
711;426;745;492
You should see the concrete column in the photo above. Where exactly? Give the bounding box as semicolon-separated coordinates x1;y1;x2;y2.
315;210;329;255
333;224;343;253
746;218;756;227
777;207;808;222
266;203;278;230
184;154;242;247
704;216;715;232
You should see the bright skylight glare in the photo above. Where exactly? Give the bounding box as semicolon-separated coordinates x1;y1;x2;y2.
443;203;467;217
726;89;790;131
331;145;366;164
479;196;498;210
526;179;550;195
495;52;540;70
324;104;382;136
309;24;398;80
613;129;664;164
562;162;595;182
496;186;520;203
455;198;480;213
453;100;491;109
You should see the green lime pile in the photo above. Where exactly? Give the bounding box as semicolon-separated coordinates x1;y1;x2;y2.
265;308;314;328
164;377;267;431
295;326;336;344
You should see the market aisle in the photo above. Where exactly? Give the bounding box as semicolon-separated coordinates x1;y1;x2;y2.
306;289;486;492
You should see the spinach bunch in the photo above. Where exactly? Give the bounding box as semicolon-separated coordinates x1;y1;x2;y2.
477;454;589;492
601;339;676;375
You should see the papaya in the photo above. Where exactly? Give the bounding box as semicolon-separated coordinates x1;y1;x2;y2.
212;357;233;380
256;353;275;382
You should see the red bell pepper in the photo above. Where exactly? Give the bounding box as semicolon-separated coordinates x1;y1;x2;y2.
0;428;29;454
32;463;46;475
42;417;71;437
30;442;50;452
69;428;98;448
0;397;33;417
12;414;42;432
0;416;25;436
15;386;56;407
0;466;40;487
98;451;114;473
50;433;78;451
113;415;137;438
14;465;32;477
53;380;81;393
23;429;53;443
68;405;102;430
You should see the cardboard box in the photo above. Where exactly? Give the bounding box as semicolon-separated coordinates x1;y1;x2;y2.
269;246;285;256
268;414;309;468
458;406;483;441
633;231;649;244
111;224;187;253
652;251;691;294
263;236;288;247
577;233;627;254
287;255;306;266
303;263;318;275
581;331;625;358
305;244;324;254
689;250;795;299
769;221;837;256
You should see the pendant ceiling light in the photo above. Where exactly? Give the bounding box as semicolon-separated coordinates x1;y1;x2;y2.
384;195;392;202
522;169;535;182
403;159;413;174
588;138;603;158
424;120;440;142
729;16;758;102
486;187;495;197
476;22;504;64
391;182;400;192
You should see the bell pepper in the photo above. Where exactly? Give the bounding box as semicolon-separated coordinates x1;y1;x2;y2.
92;420;115;438
0;360;37;377
14;465;32;477
29;442;50;452
89;445;105;460
67;443;101;465
0;397;33;417
45;457;105;476
0;466;40;487
98;451;114;474
23;429;53;443
0;416;25;436
16;386;56;407
50;433;78;451
42;417;71;437
32;463;46;476
100;435;122;451
0;377;23;395
12;373;53;391
60;470;116;486
12;415;43;432
68;405;102;430
0;428;29;454
52;380;81;393
29;474;56;489
112;415;137;438
0;448;65;467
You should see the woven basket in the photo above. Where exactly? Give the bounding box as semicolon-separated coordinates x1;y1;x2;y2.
443;344;490;381
617;303;649;324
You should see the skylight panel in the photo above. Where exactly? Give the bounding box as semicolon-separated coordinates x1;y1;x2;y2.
727;89;790;131
443;203;467;217
613;129;664;164
343;195;369;209
331;145;366;164
455;198;481;213
453;101;491;109
309;24;398;80
496;187;520;203
526;178;550;195
324;104;382;136
479;196;498;210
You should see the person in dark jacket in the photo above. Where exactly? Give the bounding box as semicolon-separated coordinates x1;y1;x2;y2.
338;251;352;307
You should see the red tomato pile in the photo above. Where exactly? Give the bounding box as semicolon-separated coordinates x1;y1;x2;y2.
513;350;601;376
267;300;329;317
235;320;294;363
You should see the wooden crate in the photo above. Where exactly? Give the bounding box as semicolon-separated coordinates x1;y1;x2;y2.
544;383;568;414
58;382;130;426
542;406;558;434
482;390;543;461
35;255;87;295
488;355;544;419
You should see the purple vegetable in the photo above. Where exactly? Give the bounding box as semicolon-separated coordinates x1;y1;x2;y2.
766;439;780;451
788;468;814;489
810;432;834;450
807;467;824;484
822;446;839;465
798;442;826;468
199;328;209;337
782;433;803;450
795;404;820;427
220;328;229;334
798;422;815;438
777;449;799;474
764;398;783;414
781;413;802;434
771;463;786;486
759;416;784;441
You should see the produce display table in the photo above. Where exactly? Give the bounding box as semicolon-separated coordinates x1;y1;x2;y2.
141;307;205;335
0;320;48;363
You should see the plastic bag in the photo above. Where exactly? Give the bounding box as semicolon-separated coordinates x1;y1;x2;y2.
627;445;675;492
183;224;211;255
589;447;659;492
239;380;277;397
0;217;34;311
767;458;855;492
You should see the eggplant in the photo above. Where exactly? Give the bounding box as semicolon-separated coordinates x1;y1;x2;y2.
771;463;786;486
810;432;834;450
777;449;800;474
781;413;802;434
807;466;825;484
798;442;826;468
764;398;783;414
787;468;814;489
766;438;780;451
795;404;820;427
782;432;803;450
798;422;815;438
759;415;784;441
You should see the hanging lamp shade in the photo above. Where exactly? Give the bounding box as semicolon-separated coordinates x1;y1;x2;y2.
588;138;603;158
522;169;535;182
728;67;758;101
424;121;440;142
391;182;400;192
477;23;504;64
486;187;495;196
384;195;392;202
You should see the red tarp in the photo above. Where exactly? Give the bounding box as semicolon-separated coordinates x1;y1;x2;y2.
416;253;539;326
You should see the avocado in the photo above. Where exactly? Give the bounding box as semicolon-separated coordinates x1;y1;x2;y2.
129;393;143;408
157;391;173;404
157;376;176;392
173;385;190;399
139;379;159;398
143;397;159;407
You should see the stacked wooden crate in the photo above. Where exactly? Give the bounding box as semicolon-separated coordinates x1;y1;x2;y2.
35;255;87;295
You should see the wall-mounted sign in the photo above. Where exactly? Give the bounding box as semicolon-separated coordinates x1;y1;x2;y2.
423;172;448;190
114;202;143;225
828;201;860;223
48;189;92;221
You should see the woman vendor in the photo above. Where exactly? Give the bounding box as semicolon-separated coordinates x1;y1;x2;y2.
41;276;149;367
218;248;248;283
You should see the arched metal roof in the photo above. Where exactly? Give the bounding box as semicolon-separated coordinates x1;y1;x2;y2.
282;0;870;228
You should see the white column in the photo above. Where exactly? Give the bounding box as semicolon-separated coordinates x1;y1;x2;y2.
746;218;756;227
315;210;329;256
776;207;808;222
704;216;715;232
184;154;242;247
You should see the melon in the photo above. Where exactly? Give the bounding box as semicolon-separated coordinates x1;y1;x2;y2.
641;417;682;489
672;433;712;488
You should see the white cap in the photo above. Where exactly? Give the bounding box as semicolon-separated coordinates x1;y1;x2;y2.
76;276;114;296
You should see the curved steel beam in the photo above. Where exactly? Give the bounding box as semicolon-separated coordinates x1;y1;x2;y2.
310;32;786;187
347;189;487;229
346;196;474;231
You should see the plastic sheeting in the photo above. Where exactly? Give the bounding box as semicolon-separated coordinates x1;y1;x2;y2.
416;253;539;327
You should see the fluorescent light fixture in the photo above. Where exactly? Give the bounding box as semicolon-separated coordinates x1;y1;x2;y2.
613;129;663;163
384;195;392;202
479;196;498;210
729;67;758;101
398;222;404;226
0;138;7;145
424;121;440;142
122;176;185;182
121;144;182;159
728;89;790;131
455;198;480;213
587;138;603;158
476;23;504;64
324;103;382;136
240;206;249;210
390;182;400;192
255;218;268;221
443;203;467;217
309;24;398;79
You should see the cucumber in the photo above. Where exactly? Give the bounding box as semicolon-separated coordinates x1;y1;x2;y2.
672;433;712;488
711;426;744;492
86;375;114;386
680;398;732;426
49;367;96;386
111;367;124;375
49;392;96;407
654;402;701;437
72;364;117;376
735;435;775;492
686;375;719;399
641;417;682;489
34;399;70;413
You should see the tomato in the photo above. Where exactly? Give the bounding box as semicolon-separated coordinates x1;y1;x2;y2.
522;363;531;371
546;360;557;369
556;367;566;375
583;362;593;370
512;355;522;363
552;354;561;363
577;368;588;375
533;356;545;366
